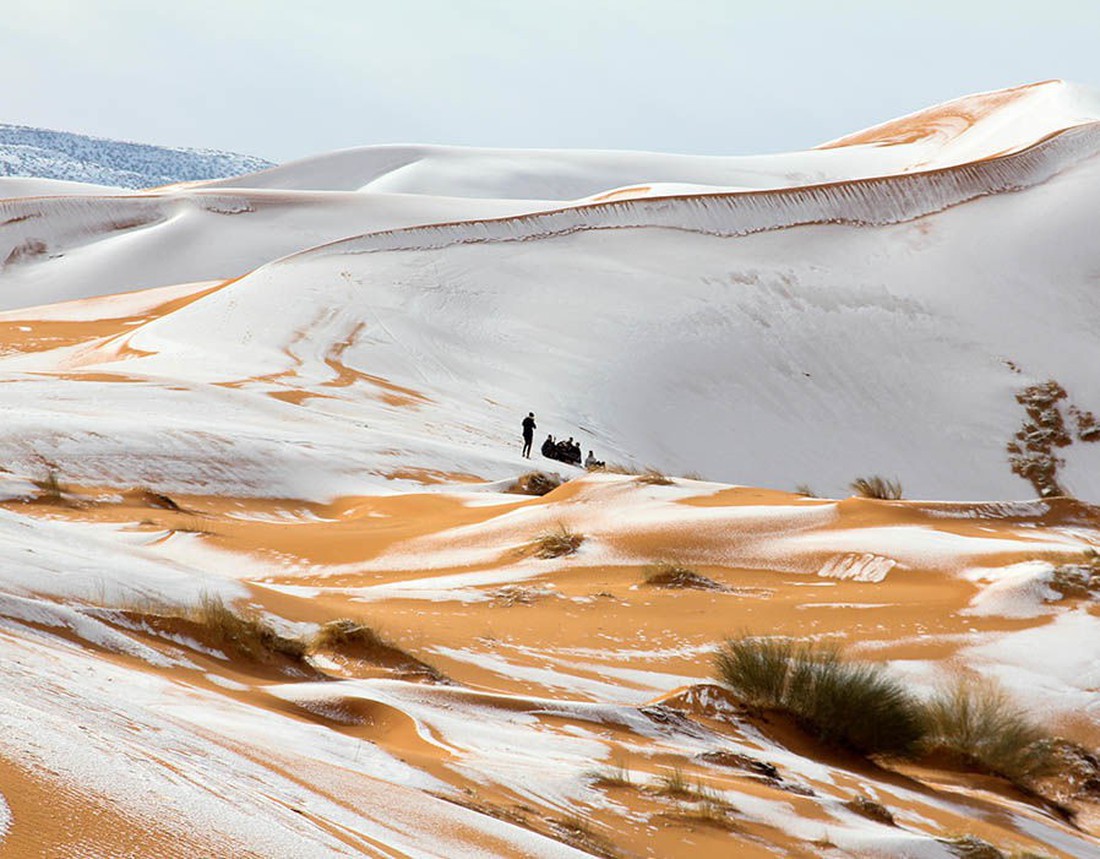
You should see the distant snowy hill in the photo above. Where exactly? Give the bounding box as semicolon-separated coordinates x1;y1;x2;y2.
0;124;273;190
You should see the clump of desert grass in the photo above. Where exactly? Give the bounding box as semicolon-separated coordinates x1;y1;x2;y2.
548;815;617;858
713;636;1061;789
652;768;739;829
187;593;307;663
634;468;674;486
794;484;819;498
643;563;727;592
923;677;1055;784
850;475;904;500
587;754;633;788
532;524;584;558
312;618;390;652
508;471;562;497
599;463;675;485
312;618;446;682
713;636;924;756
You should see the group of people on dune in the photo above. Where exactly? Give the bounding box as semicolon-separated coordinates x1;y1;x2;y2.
521;412;605;470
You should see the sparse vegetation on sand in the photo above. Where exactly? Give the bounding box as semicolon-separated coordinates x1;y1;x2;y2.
188;593;307;663
634;468;674;486
794;484;818;498
849;475;904;500
588;756;633;788
508;471;562;497
714;636;924;756
714;637;1062;785
532;524;584;558
548;815;617;858
923;677;1054;784
312;618;446;682
643;563;726;591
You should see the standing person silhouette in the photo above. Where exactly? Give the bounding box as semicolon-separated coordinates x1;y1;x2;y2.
521;412;536;459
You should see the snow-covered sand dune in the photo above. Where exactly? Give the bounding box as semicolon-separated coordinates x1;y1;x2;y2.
3;82;1100;499
1;80;1099;857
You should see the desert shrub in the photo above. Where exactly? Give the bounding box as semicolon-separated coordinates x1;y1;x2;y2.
850;475;904;500
714;637;801;709
794;484;818;498
509;471;562;497
923;677;1054;784
189;594;306;662
635;469;674;486
714;636;925;756
311;618;445;682
644;563;726;591
532;524;584;558
312;618;388;652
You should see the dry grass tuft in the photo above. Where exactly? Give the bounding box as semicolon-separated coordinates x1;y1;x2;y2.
311;618;446;682
657;766;693;798
850;475;904;500
532;524;584;558
312;618;389;652
588;755;633;788
644;563;727;591
548;815;617;858
714;636;925;756
923;677;1054;784
635;469;674;486
508;471;562;497
188;594;307;663
794;484;819;498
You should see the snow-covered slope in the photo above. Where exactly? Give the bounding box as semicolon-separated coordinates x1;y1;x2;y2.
1;80;1099;502
2;81;1100;859
0;123;272;190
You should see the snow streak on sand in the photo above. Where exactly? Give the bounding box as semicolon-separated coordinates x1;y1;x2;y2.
1;81;1099;857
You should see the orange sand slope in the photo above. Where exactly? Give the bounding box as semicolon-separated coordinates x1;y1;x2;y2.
0;472;1097;857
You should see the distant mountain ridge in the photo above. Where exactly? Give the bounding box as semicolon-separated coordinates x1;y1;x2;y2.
0;123;274;190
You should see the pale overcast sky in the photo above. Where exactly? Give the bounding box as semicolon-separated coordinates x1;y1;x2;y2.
3;1;1098;162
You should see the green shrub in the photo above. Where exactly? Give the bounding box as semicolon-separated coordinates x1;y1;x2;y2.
714;636;925;756
923;678;1054;783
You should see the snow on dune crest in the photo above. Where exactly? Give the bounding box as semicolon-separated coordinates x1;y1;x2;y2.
197;80;1100;199
819;78;1100;160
